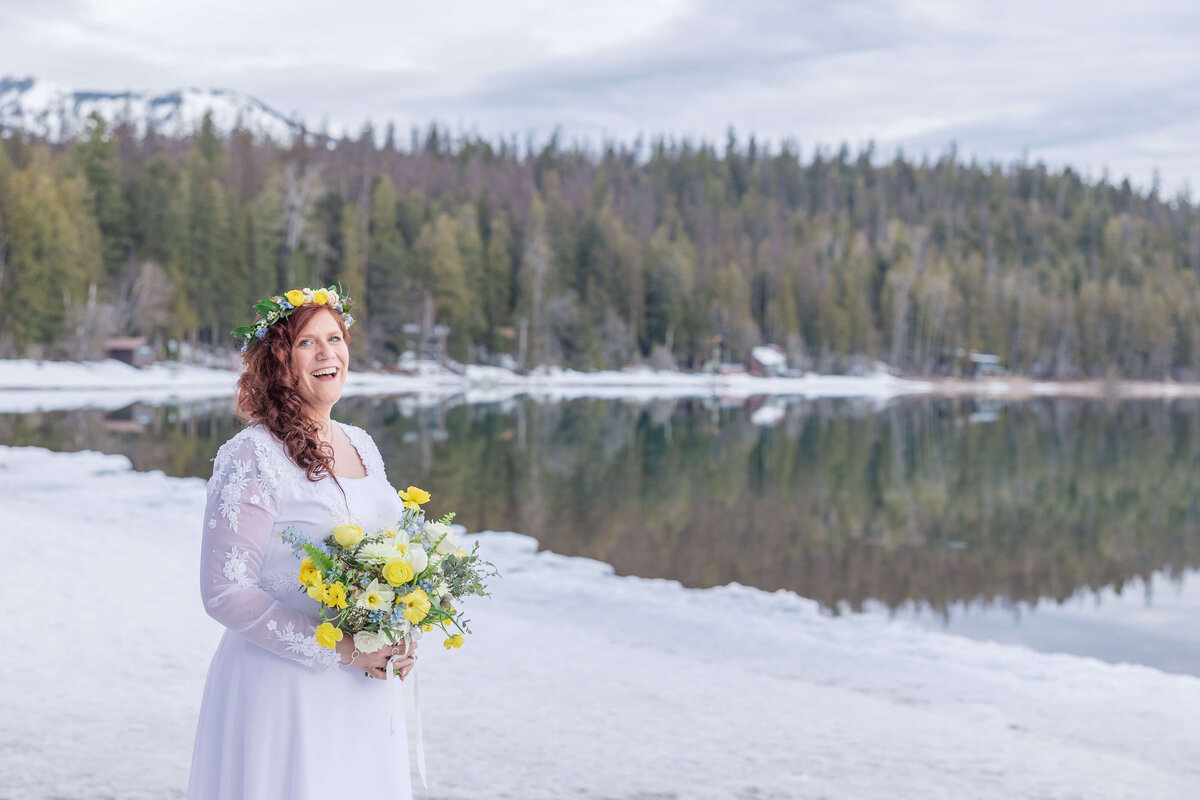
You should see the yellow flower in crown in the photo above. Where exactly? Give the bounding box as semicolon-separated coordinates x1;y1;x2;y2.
298;558;320;587
382;558;415;587
324;581;348;609
315;622;343;649
400;587;432;623
399;486;431;510
232;284;356;353
443;634;464;650
333;523;364;547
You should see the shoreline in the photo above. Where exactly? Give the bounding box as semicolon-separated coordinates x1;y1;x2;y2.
3;357;1200;403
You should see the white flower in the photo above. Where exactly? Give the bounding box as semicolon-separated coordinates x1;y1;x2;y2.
407;544;429;573
355;579;395;610
360;540;404;564
353;629;388;653
427;521;460;555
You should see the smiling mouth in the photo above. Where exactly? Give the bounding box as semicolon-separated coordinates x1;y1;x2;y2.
311;366;340;381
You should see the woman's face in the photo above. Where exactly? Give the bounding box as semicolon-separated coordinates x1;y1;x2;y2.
289;309;349;416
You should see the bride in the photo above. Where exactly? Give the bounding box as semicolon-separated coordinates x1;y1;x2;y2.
188;286;416;799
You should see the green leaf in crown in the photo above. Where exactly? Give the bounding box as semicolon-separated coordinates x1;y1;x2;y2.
230;284;356;353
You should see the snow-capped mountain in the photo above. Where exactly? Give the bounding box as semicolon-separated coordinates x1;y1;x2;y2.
0;76;305;142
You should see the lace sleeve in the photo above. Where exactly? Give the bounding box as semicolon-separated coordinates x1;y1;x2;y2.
199;432;340;671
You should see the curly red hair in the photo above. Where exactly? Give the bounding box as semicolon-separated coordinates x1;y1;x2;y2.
235;303;351;482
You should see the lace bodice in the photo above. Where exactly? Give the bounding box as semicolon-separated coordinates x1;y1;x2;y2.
199;422;403;670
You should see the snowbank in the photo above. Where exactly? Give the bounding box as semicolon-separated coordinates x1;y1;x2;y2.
0;358;933;412
1;444;1197;799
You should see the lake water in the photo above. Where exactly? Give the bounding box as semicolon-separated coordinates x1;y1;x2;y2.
5;393;1198;676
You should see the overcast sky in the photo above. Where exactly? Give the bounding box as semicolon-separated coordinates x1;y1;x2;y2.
3;0;1200;192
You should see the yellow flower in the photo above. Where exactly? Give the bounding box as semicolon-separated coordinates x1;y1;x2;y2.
298;558;320;587
382;558;415;587
307;581;326;601
315;622;343;649
313;290;329;305
398;486;431;510
400;588;432;624
324;581;348;609
333;523;364;547
285;289;306;307
420;622;434;632
443;634;464;650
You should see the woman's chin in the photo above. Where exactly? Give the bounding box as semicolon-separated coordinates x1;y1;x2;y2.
301;383;345;412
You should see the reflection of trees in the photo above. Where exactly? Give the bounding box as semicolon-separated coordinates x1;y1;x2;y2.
0;399;242;478
361;397;1200;612
5;396;1199;612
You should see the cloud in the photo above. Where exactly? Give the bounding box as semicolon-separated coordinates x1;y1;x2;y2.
3;0;1200;190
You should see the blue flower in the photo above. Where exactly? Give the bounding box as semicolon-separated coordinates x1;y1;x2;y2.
280;299;294;310
344;314;355;326
254;327;267;339
240;341;248;353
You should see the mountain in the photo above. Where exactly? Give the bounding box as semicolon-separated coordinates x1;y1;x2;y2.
0;75;305;142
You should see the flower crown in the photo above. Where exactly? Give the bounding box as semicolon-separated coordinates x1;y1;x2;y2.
232;285;356;353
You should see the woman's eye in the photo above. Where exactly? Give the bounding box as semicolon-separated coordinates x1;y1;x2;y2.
297;339;311;347
329;335;341;343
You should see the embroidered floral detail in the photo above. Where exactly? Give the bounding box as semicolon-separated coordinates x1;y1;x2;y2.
252;437;281;508
260;571;296;592
208;518;216;530
216;458;252;533
266;619;339;668
222;544;254;587
340;422;385;479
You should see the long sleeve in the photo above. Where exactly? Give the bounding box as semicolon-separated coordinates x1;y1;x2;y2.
200;433;340;671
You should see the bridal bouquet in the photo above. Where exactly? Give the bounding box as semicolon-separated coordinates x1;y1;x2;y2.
279;485;496;655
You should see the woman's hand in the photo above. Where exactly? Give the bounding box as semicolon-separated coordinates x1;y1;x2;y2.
336;636;420;680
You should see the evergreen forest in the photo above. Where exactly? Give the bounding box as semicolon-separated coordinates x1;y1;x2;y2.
3;113;1200;379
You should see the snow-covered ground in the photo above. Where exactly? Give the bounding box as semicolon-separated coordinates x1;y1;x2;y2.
0;358;933;412
2;444;1197;799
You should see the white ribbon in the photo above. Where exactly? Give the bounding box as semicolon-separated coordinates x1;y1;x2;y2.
387;635;427;791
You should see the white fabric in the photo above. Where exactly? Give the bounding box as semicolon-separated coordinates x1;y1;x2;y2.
188;421;412;800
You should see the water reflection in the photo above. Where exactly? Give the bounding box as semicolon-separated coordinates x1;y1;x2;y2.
886;570;1200;677
3;395;1198;619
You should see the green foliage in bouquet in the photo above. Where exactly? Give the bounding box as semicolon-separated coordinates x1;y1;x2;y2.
278;484;497;653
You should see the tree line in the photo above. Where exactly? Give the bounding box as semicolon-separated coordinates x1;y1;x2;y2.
2;113;1200;378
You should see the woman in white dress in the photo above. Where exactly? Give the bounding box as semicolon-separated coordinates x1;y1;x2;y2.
188;287;415;799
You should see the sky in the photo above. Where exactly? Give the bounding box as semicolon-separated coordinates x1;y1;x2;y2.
2;0;1200;191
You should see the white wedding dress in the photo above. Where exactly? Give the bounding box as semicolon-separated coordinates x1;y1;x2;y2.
187;421;412;800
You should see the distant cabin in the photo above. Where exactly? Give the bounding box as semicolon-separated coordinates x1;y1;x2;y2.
105;337;155;368
970;353;1004;378
748;344;788;377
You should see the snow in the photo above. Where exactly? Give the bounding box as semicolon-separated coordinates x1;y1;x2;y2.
750;344;787;367
0;358;932;413
0;75;300;142
9;358;1200;414
1;444;1198;799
